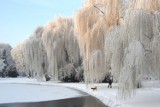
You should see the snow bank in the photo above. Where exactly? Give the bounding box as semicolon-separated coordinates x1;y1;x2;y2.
0;78;87;104
59;83;160;107
57;83;120;107
0;78;160;107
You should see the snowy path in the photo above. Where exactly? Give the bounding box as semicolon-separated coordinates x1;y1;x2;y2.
0;78;160;107
58;82;160;107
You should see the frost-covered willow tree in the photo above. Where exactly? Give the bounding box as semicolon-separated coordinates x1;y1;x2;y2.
42;17;80;81
74;0;122;83
23;27;48;78
11;43;26;75
105;0;160;100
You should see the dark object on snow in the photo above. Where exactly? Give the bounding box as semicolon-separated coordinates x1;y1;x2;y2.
137;82;142;88
108;76;113;88
102;72;113;88
91;86;97;91
45;74;51;81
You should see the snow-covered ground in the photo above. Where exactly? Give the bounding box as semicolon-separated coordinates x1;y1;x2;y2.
57;83;160;107
0;78;87;104
0;78;160;107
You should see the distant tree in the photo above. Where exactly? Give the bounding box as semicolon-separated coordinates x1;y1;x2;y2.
11;44;26;76
0;59;6;77
0;43;18;77
0;49;8;77
6;65;18;77
59;64;77;82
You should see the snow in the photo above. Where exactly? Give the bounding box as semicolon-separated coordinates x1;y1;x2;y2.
0;78;160;107
0;78;87;104
60;83;160;107
122;88;160;107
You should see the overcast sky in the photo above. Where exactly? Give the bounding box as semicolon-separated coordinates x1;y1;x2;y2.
0;0;84;47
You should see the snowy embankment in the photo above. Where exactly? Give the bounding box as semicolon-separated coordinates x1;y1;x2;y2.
58;81;160;107
0;78;160;107
0;78;87;104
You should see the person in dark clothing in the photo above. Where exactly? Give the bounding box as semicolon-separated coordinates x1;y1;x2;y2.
108;66;113;88
108;76;113;88
45;74;51;81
